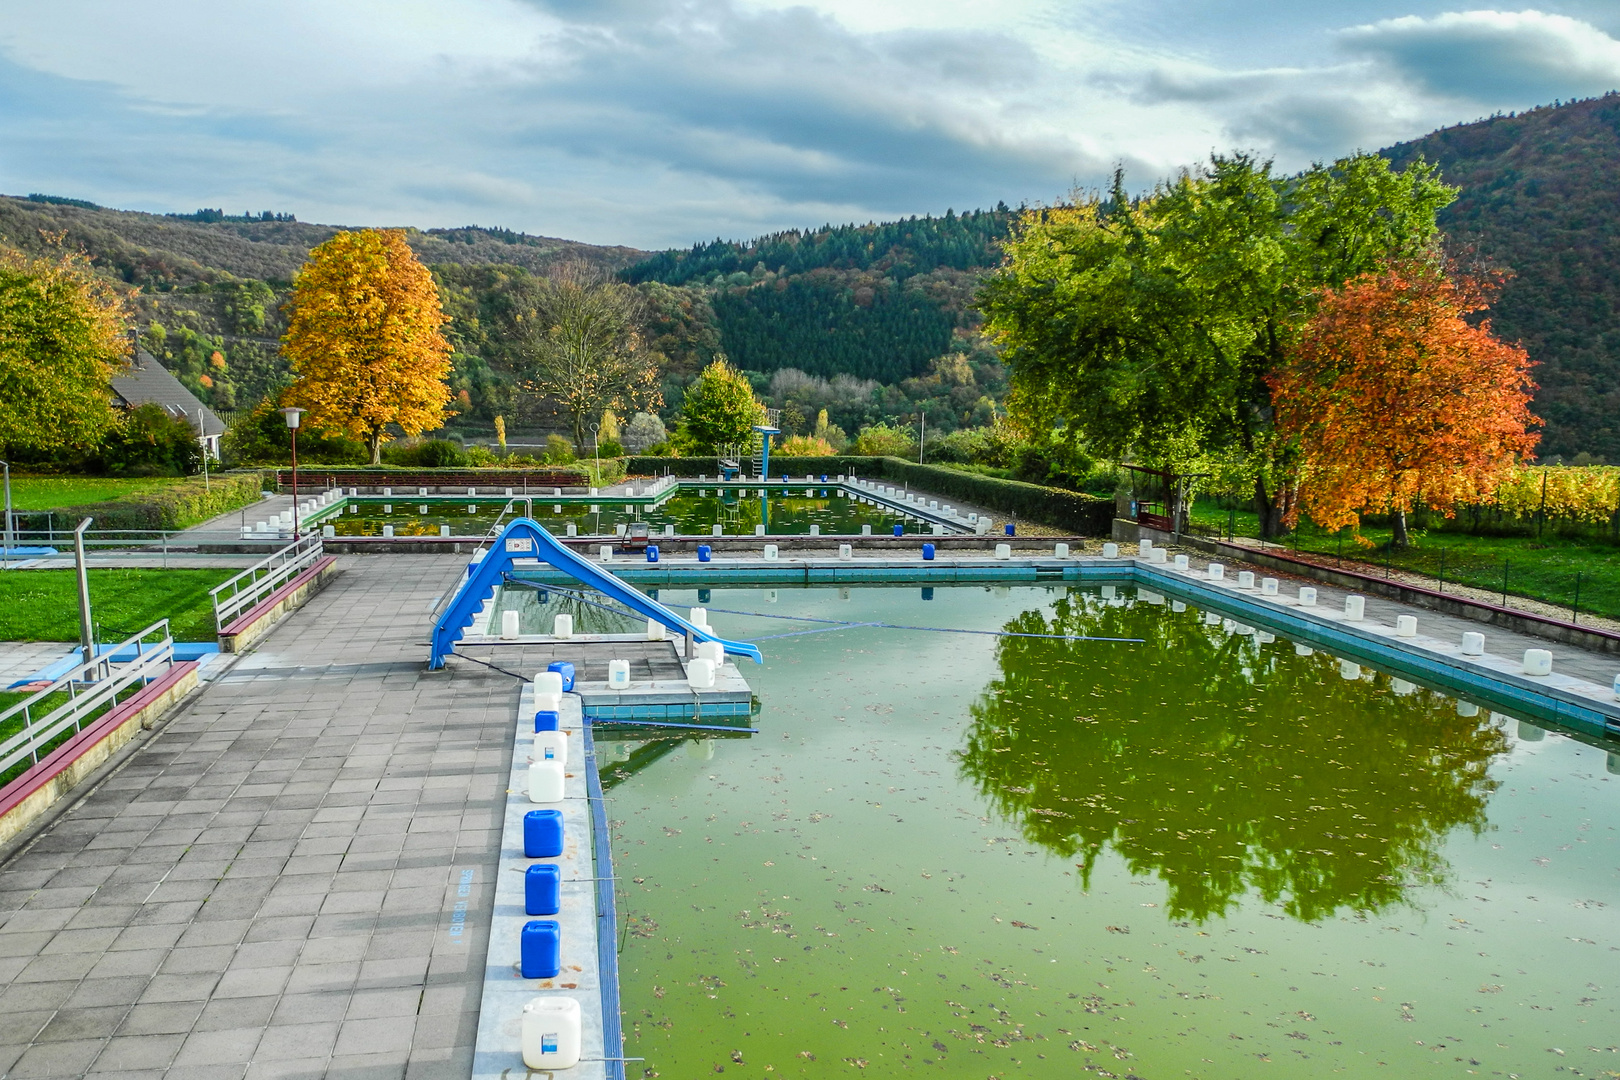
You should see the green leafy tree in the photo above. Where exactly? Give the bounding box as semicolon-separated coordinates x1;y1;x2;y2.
0;245;129;456
100;403;202;476
851;422;917;457
221;398;367;466
677;357;765;453
980;153;1455;536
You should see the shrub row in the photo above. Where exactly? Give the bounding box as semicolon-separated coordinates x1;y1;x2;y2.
269;466;590;489
626;456;1115;535
26;471;268;532
873;460;1114;535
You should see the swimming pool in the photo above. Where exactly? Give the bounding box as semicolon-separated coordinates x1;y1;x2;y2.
321;489;924;537
581;584;1618;1078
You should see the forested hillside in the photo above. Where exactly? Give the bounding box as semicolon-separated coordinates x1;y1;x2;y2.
622;209;1013;385
1383;93;1620;461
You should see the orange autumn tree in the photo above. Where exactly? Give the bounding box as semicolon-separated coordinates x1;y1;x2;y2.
1270;261;1538;547
282;229;453;464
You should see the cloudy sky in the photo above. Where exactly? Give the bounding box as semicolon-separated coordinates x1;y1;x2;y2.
1;1;1618;249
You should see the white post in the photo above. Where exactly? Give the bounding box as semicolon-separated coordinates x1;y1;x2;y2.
74;517;95;674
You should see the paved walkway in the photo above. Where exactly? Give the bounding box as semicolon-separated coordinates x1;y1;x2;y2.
1159;547;1620;692
0;555;523;1080
0;644;75;686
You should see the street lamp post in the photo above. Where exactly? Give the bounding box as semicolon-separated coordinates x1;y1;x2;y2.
280;408;305;540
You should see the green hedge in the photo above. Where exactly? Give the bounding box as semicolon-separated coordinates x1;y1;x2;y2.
626;455;1114;535
37;471;268;532
873;459;1113;535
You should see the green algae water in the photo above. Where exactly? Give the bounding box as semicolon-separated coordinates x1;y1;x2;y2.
598;585;1620;1079
325;488;914;537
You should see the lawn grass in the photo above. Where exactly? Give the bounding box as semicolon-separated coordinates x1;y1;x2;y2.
1187;497;1620;622
4;476;187;512
0;568;233;643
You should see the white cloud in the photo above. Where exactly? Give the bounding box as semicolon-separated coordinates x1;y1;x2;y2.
0;3;1617;248
1340;9;1620;105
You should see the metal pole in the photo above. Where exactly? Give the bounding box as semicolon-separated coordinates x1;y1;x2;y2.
1572;571;1581;624
291;426;300;541
1501;559;1509;607
1;459;12;567
1537;470;1547;539
918;410;925;464
1438;547;1446;593
74;517;95;675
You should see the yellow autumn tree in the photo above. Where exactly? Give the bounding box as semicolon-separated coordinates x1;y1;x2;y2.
282;229;453;464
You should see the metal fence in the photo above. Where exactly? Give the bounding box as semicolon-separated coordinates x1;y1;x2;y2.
0;620;174;786
208;535;325;632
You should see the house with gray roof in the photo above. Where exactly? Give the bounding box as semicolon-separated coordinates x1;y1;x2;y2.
109;349;226;459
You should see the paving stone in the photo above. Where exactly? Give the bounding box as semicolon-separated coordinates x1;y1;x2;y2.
5;1035;106;1077
34;1006;127;1043
62;975;150;1010
253;1020;340;1061
171;1025;263;1066
85;1031;185;1072
116;1000;207;1036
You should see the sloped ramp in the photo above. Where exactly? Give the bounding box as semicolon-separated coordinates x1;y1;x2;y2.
428;517;764;670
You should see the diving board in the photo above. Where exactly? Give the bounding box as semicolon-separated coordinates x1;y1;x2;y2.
428;517;764;670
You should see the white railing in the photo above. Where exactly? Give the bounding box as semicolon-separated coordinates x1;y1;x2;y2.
0;620;174;784
210;535;324;631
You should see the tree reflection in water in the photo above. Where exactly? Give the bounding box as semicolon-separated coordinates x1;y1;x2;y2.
958;590;1509;923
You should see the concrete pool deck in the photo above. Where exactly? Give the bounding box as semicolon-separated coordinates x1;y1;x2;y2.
0;548;1617;1078
0;555;530;1079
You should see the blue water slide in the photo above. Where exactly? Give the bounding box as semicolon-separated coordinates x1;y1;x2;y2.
428;517;764;670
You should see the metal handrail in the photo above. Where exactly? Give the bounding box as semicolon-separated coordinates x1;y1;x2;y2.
209;535;324;631
0;620;173;781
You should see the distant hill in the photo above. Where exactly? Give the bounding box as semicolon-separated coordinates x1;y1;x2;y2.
1383;93;1620;461
621;208;1014;384
0;194;645;287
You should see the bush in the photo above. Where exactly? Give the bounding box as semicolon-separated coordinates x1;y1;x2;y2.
42;470;267;531
596;440;626;459
776;435;836;456
924;427;996;465
623;412;668;453
582;458;628;486
852;423;917;457
100;404;202;477
221;399;367;466
382;439;468;468
545;434;576;465
879;459;1114;534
